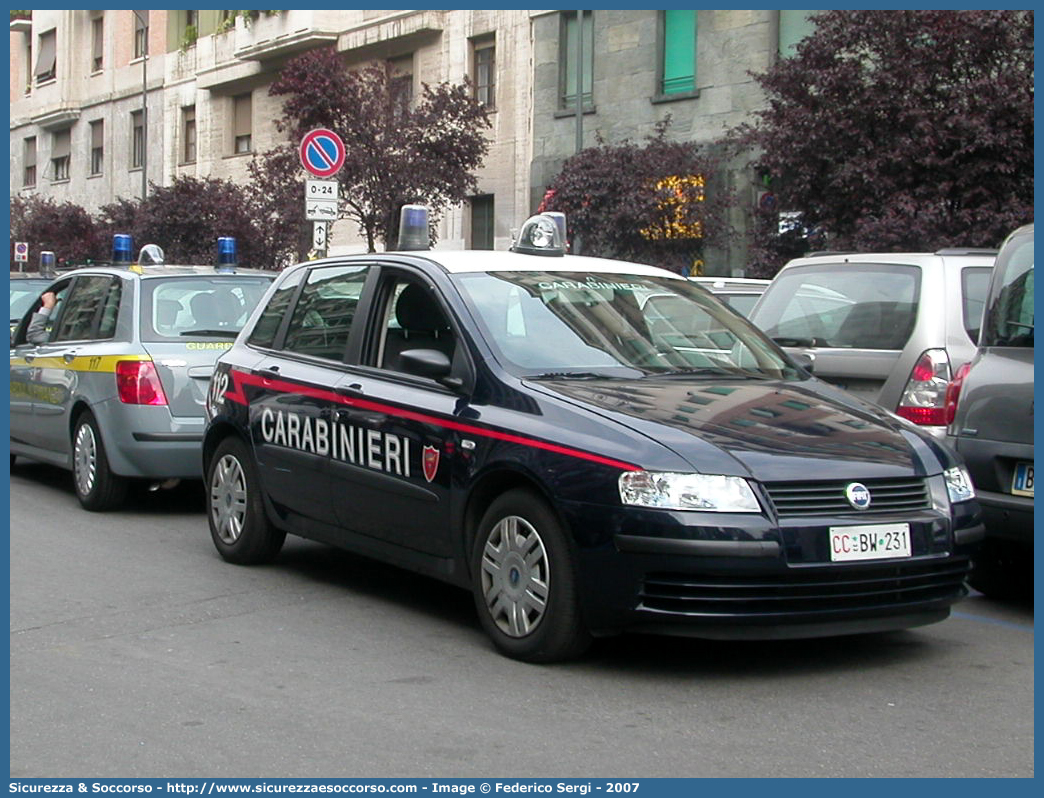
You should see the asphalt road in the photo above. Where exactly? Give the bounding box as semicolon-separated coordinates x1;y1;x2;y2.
9;461;1035;779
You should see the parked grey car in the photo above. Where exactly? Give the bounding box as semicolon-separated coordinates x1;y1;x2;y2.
689;276;769;317
10;262;273;511
947;224;1033;598
749;250;995;437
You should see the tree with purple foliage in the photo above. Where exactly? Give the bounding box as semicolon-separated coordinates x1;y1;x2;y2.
256;48;491;252
539;120;734;274
97;177;272;268
738;9;1033;275
10;195;99;267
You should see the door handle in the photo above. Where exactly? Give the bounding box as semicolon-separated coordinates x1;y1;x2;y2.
256;366;281;380
335;383;363;397
23;354;34;363
63;353;77;363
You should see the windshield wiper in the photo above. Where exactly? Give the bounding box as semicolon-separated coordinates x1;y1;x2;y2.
180;329;238;338
529;371;617;380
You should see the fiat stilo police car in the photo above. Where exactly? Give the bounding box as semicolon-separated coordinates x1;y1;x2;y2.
203;208;983;662
10;236;273;511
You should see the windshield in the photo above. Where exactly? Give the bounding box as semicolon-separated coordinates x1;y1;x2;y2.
453;271;799;380
140;276;273;341
981;233;1033;347
10;280;52;321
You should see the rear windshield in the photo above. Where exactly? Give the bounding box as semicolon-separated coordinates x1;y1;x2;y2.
140;276;272;341
751;263;920;350
981;233;1033;347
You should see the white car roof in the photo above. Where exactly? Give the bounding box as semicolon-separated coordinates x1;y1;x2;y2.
412;249;686;278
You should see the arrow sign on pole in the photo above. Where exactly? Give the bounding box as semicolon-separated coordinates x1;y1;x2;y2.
300;128;346;178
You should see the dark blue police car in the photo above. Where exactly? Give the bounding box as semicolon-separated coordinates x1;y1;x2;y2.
203;209;984;662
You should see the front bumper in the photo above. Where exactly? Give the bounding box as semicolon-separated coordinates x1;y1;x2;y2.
563;497;982;640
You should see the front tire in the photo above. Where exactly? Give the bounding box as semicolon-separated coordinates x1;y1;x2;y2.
72;411;128;511
207;435;285;564
471;489;591;663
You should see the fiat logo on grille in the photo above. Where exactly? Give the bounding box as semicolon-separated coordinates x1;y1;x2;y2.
845;482;872;510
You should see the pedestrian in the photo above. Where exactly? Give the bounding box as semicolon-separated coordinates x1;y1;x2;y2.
26;290;57;344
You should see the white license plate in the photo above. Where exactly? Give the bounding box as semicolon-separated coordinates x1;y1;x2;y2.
1012;462;1033;497
829;523;911;562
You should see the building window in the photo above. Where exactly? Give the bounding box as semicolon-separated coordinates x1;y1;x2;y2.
470;195;495;250
23;137;37;187
131;110;144;169
472;38;495;110
24;38;32;94
36;29;57;84
560;11;593;110
90;120;104;176
133;10;149;60
51;130;71;182
661;10;696;95
233;93;252;154
183;106;197;164
779;10;816;57
389;56;413;116
91;16;104;72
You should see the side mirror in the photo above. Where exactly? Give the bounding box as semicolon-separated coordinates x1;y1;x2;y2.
791;352;815;374
399;348;453;380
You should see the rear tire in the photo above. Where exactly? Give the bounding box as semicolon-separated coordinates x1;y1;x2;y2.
471;489;592;663
206;435;285;564
72;411;129;511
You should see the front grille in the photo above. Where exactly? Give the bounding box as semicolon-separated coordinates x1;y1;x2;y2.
765;477;930;518
641;557;970;616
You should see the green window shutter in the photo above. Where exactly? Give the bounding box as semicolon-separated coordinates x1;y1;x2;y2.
662;9;695;94
779;10;816;57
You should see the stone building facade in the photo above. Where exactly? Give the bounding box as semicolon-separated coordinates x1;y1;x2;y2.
10;9;814;272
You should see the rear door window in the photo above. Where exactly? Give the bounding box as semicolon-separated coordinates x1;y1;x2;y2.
960;267;993;343
282;265;370;361
753;264;920;350
981;235;1033;347
52;275;122;343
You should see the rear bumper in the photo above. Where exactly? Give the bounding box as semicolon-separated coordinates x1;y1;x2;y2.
975;489;1034;546
94;399;205;479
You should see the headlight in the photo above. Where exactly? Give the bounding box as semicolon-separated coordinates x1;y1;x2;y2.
944;465;976;504
619;471;761;512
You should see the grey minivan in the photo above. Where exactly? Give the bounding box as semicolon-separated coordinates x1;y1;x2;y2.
749;250;995;437
947;224;1033;598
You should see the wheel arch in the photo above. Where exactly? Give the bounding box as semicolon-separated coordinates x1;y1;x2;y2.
202;419;249;474
460;465;570;573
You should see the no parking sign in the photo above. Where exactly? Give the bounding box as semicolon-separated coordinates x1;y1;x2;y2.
299;128;346;178
14;241;29;263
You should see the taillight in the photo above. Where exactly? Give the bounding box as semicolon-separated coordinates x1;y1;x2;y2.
116;359;168;405
944;361;972;426
896;349;950;426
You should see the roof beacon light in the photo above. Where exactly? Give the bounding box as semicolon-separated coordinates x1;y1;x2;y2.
137;244;165;267
511;213;566;257
397;204;430;251
216;237;238;273
39;251;57;276
112;234;133;265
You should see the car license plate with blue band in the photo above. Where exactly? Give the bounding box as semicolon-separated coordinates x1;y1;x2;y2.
1012;462;1033;497
829;523;911;562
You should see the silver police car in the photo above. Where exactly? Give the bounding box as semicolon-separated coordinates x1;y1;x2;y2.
10;239;273;511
